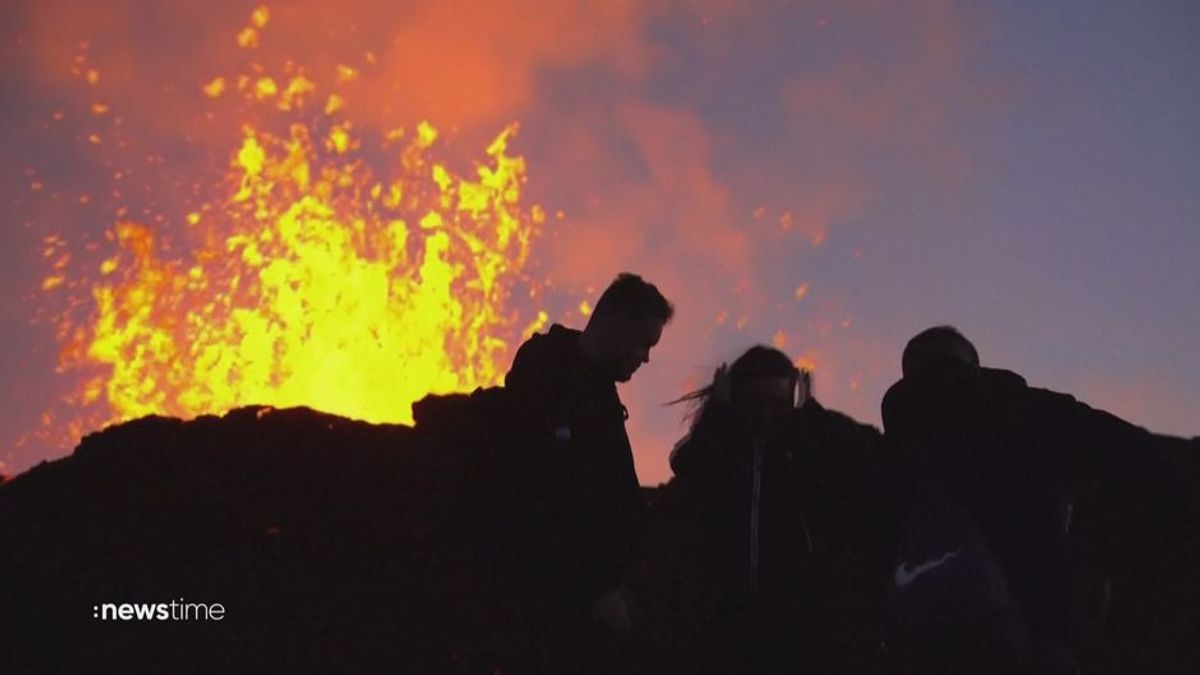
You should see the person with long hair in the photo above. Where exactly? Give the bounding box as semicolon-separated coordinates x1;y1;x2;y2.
653;345;887;673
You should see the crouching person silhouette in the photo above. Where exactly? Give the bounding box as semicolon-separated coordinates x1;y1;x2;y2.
657;346;886;674
499;272;673;672
880;326;1175;675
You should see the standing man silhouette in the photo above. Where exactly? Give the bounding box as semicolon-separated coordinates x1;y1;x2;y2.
503;272;673;669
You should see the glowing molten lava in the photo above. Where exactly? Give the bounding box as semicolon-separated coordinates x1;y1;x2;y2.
44;7;547;442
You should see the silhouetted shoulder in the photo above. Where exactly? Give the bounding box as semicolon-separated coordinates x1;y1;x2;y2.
979;367;1027;390
505;323;581;393
803;399;882;442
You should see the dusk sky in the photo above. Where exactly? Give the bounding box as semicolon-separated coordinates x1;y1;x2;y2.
2;1;1197;485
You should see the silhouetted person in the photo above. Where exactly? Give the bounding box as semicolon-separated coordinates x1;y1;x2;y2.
498;272;673;670
653;346;885;673
880;326;1178;674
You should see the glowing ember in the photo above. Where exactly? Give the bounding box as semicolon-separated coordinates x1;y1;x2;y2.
39;6;547;446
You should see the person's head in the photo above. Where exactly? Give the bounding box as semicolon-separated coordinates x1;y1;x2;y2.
727;346;805;426
582;272;674;382
901;325;981;383
675;345;809;434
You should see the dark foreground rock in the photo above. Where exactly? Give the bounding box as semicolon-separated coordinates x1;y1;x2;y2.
1;407;1197;673
0;407;457;673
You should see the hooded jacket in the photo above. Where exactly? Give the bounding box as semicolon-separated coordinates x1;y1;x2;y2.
670;398;886;610
881;366;1161;648
503;324;646;610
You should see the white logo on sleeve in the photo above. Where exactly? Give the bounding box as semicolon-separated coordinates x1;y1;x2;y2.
894;547;963;588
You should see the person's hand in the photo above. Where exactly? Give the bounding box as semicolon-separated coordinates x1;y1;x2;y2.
713;363;732;404
796;369;812;408
590;587;633;637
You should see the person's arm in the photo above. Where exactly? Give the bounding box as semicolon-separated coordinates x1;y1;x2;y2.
1030;389;1164;576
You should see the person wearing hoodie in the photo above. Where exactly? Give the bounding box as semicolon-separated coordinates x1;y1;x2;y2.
880;325;1184;674
661;345;886;673
499;272;673;670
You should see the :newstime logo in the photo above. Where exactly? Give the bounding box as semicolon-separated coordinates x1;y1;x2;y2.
93;600;226;621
